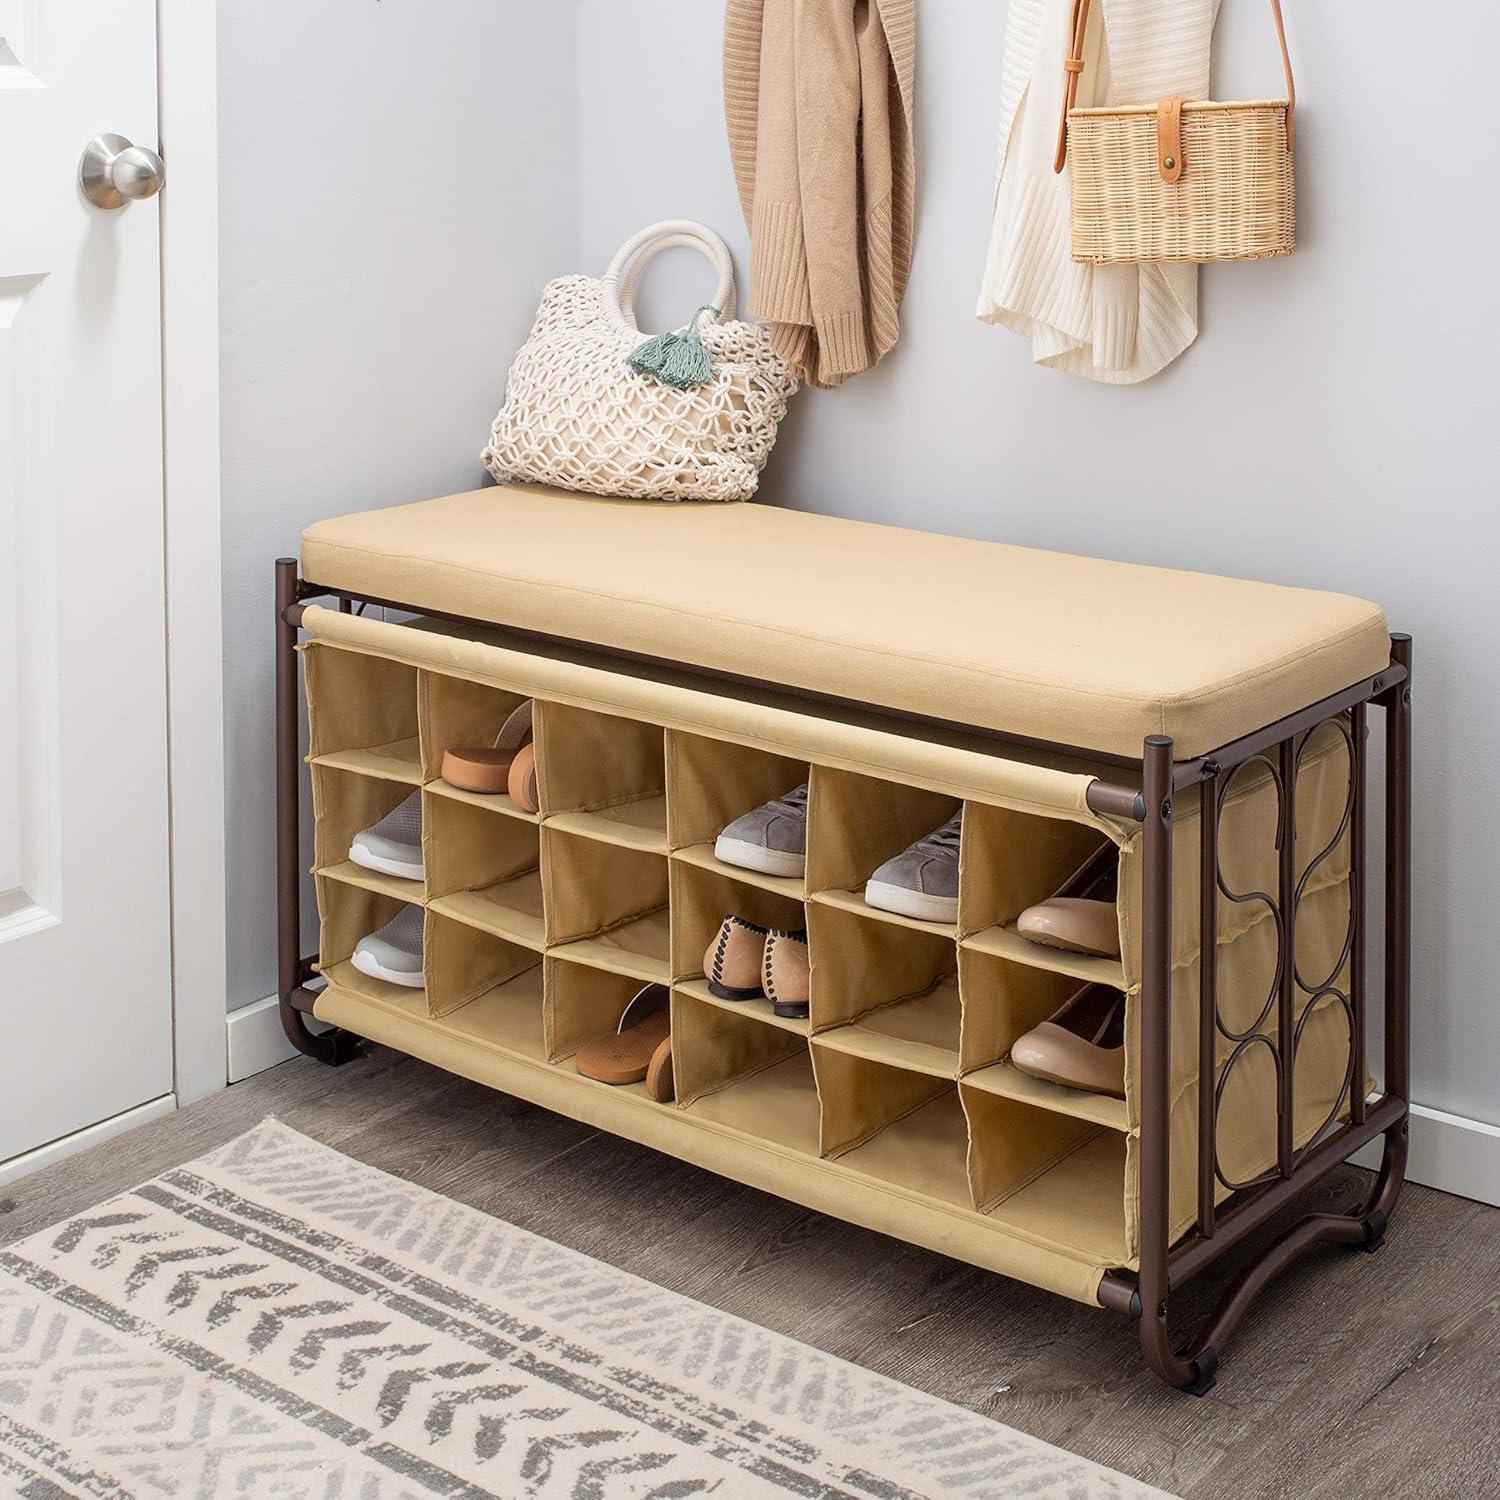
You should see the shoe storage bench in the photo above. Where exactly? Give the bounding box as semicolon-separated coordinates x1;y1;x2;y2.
277;486;1412;1394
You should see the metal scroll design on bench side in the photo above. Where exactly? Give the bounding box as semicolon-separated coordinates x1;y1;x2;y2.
1199;712;1362;1236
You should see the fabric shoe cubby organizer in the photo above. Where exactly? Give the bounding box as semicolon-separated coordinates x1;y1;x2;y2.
297;610;1359;1307
277;484;1412;1393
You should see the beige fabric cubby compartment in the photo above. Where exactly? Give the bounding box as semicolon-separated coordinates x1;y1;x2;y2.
957;947;1095;1084
666;732;809;895
420;670;537;815
303;644;422;784
807;768;961;934
959;803;1114;941
313;875;417;1010
962;1086;1131;1265
539;702;668;850
423;789;543;948
542;826;669;981
545;958;651;1069
311;765;425;902
671;855;806;999
300;614;1361;1304
815;1051;973;1208
675;999;821;1156
810;902;960;1076
425;908;538;1020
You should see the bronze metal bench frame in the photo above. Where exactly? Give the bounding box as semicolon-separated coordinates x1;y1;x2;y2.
274;557;1411;1395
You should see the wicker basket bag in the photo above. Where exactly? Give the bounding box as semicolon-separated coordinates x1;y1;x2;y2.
1054;0;1296;265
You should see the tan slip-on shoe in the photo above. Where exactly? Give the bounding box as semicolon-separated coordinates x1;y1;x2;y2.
1011;984;1126;1098
1016;897;1121;960
704;915;769;1000
763;928;810;1019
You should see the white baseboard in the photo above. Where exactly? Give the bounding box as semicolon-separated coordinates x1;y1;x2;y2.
1352;1101;1500;1209
0;1095;178;1188
220;999;1500;1210
226;993;332;1084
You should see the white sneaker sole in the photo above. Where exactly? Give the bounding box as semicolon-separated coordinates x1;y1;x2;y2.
863;879;958;925
351;946;425;989
349;839;424;883
713;834;805;879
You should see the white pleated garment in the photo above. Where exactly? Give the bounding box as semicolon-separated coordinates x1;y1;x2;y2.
976;0;1220;383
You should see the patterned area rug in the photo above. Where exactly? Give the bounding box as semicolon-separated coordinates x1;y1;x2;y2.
0;1119;1169;1498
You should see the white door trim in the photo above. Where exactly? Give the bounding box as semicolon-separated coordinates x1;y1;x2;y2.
158;0;227;1106
0;1094;177;1190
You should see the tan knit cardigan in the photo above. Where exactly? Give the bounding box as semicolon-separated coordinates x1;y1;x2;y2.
724;0;916;389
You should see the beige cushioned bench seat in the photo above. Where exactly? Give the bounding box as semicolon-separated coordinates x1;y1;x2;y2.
301;484;1390;759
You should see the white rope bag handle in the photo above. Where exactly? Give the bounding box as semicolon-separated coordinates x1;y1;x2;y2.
603;219;737;333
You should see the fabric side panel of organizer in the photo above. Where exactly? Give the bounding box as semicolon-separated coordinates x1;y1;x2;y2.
1116;722;1361;1257
300;606;1119;833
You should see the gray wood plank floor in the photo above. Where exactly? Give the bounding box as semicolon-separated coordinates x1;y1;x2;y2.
3;1046;1496;1499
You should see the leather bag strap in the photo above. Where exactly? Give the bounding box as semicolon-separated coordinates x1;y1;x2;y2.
1053;0;1295;175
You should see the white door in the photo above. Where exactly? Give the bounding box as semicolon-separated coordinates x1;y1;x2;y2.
0;1;173;1161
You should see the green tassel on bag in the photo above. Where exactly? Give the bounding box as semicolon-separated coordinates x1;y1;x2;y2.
628;304;719;389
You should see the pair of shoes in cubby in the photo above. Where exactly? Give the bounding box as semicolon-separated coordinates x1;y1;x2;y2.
705;917;809;1019
575;984;674;1101
439;699;538;811
347;796;427;989
1012;844;1126;1100
713;784;963;924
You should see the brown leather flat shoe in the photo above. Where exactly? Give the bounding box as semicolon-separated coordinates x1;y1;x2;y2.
1011;984;1126;1098
704;915;768;1000
763;928;809;1019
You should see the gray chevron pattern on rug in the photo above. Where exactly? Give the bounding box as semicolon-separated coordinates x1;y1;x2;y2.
0;1118;1170;1498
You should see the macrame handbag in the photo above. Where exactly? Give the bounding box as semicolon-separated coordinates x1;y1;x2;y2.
482;220;799;503
1055;0;1296;264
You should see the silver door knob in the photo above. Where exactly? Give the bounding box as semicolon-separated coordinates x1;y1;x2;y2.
79;133;166;209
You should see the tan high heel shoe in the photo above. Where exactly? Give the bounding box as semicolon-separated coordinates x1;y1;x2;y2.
1011;984;1126;1098
1016;841;1121;959
1016;898;1121;959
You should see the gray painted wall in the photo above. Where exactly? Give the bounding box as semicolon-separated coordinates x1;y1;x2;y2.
219;1;578;1009
573;1;1498;1128
219;1;1497;1132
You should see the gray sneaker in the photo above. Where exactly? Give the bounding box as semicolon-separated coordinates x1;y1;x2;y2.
351;904;425;988
714;783;808;879
350;792;423;881
864;812;962;923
